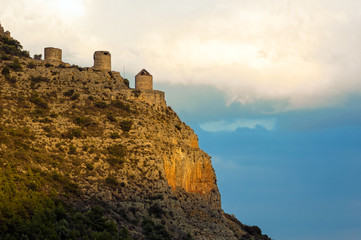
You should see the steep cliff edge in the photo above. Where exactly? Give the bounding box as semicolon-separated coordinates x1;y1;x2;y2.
0;23;271;240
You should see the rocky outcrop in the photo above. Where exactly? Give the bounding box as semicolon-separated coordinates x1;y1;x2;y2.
0;25;271;240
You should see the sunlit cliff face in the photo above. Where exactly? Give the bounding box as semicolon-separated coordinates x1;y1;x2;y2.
162;133;217;195
163;148;216;195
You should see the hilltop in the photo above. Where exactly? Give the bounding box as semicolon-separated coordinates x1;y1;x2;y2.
0;23;271;240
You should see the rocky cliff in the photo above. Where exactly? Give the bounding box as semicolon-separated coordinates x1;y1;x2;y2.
0;23;271;240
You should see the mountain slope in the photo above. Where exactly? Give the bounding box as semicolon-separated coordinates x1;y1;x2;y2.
0;23;271;240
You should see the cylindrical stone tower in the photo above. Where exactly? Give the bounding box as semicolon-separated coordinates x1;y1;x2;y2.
44;47;62;61
93;51;111;71
135;69;153;90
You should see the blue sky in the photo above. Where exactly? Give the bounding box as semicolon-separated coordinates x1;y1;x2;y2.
158;82;361;240
1;1;361;239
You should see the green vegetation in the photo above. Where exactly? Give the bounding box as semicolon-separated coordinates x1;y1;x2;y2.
70;93;80;101
62;128;82;139
68;144;77;155
1;65;10;75
132;90;141;98
85;162;94;171
107;144;127;158
74;116;96;127
33;54;42;60
106;144;127;166
110;132;121;139
7;58;22;71
110;100;131;112
0;191;133;240
119;120;133;132
0;124;133;239
29;93;49;109
63;89;75;97
107;113;117;122
30;75;50;89
95;101;108;109
0;36;30;57
27;61;37;69
105;175;119;187
142;218;171;240
148;203;166;218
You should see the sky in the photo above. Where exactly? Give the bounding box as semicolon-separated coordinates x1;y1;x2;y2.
1;1;361;239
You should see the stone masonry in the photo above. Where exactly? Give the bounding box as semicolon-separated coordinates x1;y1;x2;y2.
93;51;111;71
44;47;62;62
135;69;153;90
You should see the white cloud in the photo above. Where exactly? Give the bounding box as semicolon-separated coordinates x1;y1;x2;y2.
200;118;276;132
1;0;360;112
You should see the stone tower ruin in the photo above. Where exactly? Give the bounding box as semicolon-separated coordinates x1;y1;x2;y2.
0;22;11;38
93;51;111;71
44;47;62;62
0;23;4;36
135;69;153;90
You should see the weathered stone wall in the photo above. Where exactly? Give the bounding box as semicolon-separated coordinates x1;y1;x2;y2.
93;51;111;71
118;89;166;108
44;47;62;62
135;74;153;90
135;69;153;90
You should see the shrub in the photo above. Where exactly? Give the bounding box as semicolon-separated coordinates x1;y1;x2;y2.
106;157;124;166
74;116;94;127
68;144;77;155
106;144;127;166
0;36;30;57
244;225;262;236
85;162;94;171
148;203;166;218
94;101;107;109
30;75;50;89
45;63;53;68
70;93;80;100
142;218;171;240
27;61;36;69
110;132;121;139
107;144;126;158
63;89;74;97
107;113;117;122
50;112;58;118
5;75;17;85
175;125;181;131
1;66;10;75
110;100;130;112
1;54;11;60
119;120;133;132
8;59;22;72
42;125;52;133
62;128;82;139
29;94;49;109
33;54;42;60
132;90;141;97
105;175;118;186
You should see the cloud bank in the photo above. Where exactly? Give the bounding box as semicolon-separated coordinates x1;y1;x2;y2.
200;118;276;132
1;0;360;111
